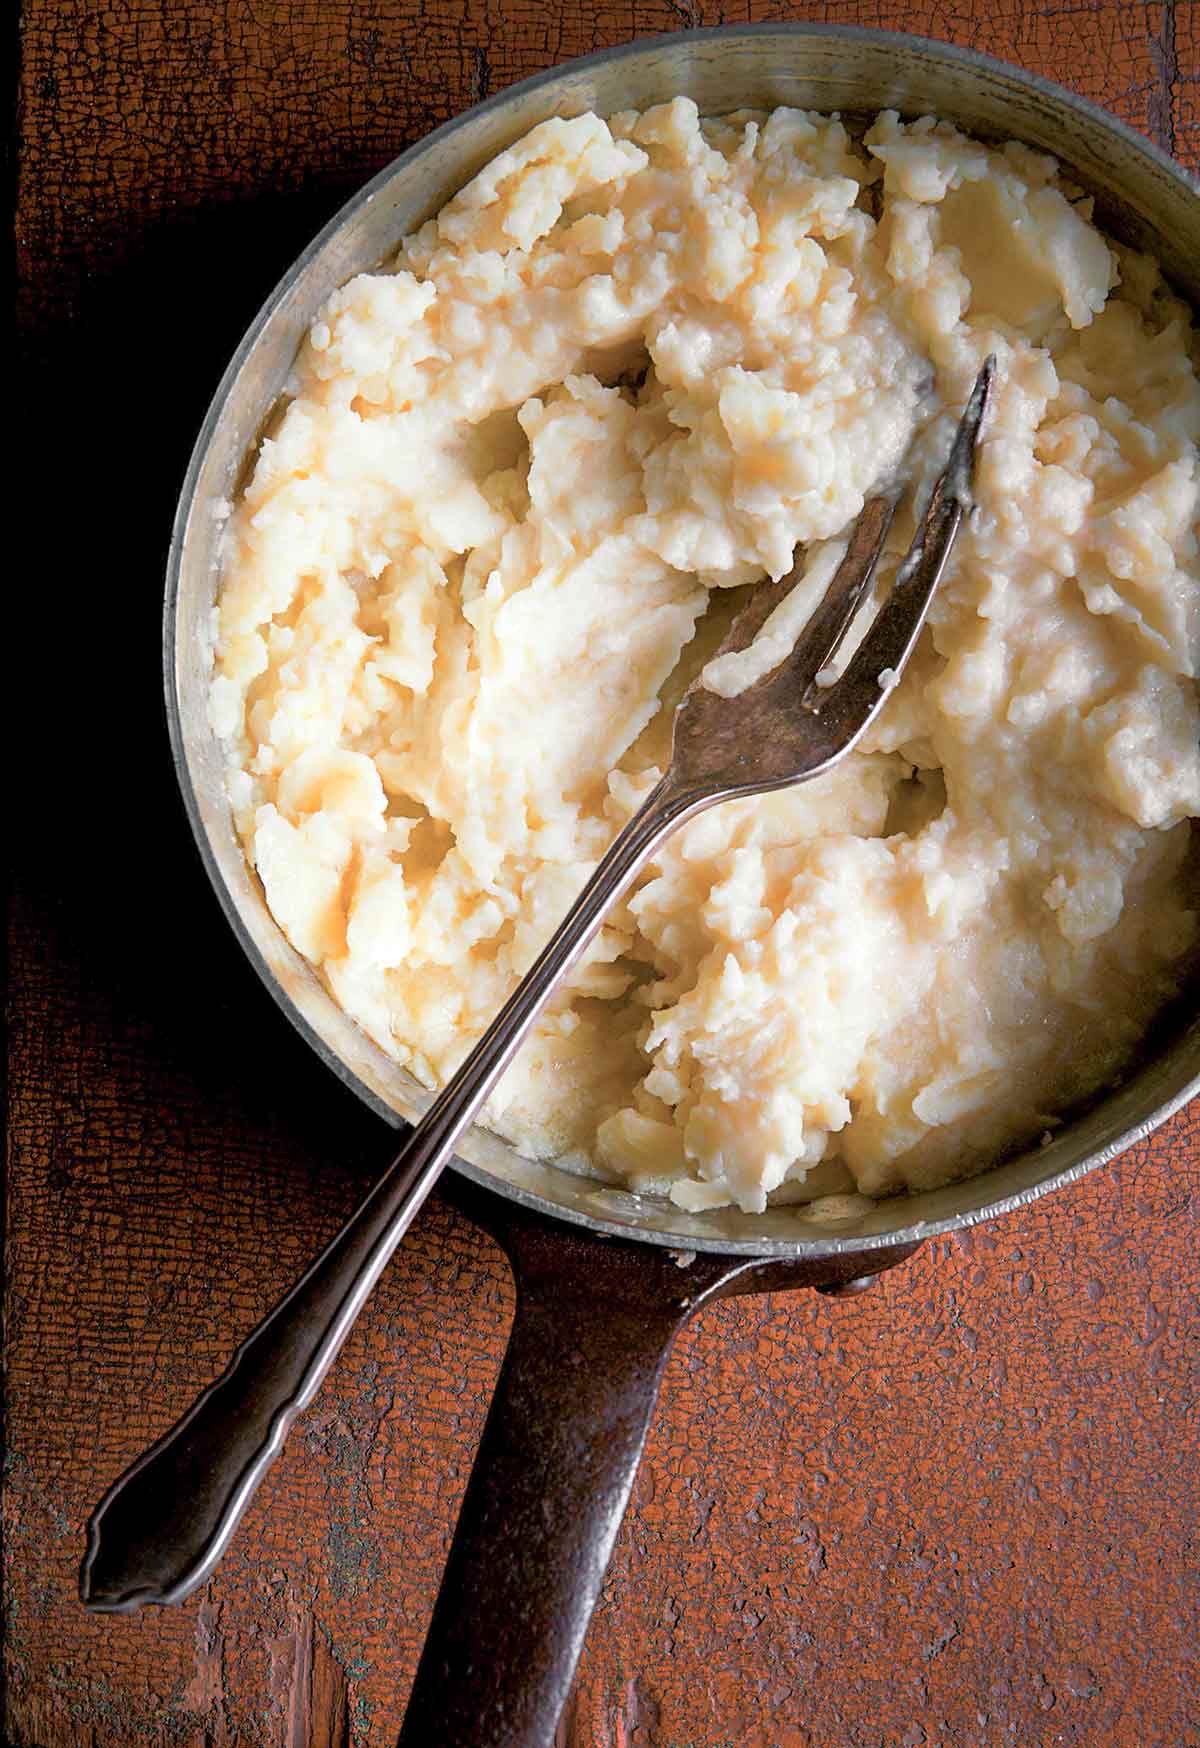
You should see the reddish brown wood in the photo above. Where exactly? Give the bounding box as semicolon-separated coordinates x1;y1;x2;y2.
9;2;1199;1745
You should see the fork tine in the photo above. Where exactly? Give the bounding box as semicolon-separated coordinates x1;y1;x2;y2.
696;490;897;678
784;491;897;679
803;355;995;721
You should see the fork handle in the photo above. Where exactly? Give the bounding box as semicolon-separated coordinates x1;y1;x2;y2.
79;777;693;1612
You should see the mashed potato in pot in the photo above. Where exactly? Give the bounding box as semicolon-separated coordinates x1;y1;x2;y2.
211;101;1200;1214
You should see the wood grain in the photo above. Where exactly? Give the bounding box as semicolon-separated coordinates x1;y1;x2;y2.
9;2;1200;1744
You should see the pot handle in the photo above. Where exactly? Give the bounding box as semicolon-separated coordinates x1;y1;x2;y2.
399;1182;920;1748
397;1211;748;1748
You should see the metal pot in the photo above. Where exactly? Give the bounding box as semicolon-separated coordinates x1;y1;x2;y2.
164;26;1200;1746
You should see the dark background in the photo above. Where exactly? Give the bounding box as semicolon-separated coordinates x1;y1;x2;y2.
9;2;1199;1744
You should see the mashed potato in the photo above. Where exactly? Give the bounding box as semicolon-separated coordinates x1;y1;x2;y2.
211;101;1200;1214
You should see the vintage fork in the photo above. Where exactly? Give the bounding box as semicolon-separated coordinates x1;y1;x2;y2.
81;356;995;1613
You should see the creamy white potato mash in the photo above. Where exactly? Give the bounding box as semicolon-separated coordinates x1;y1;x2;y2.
211;101;1200;1214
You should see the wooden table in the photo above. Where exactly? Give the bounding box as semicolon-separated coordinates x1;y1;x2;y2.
9;2;1199;1743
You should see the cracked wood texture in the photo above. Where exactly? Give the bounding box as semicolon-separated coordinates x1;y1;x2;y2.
8;1;1200;1744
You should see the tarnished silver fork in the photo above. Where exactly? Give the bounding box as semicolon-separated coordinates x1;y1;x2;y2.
81;356;995;1613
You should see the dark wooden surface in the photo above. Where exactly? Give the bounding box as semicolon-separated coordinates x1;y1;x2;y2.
8;2;1200;1744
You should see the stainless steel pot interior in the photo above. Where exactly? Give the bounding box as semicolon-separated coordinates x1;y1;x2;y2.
166;23;1200;1257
